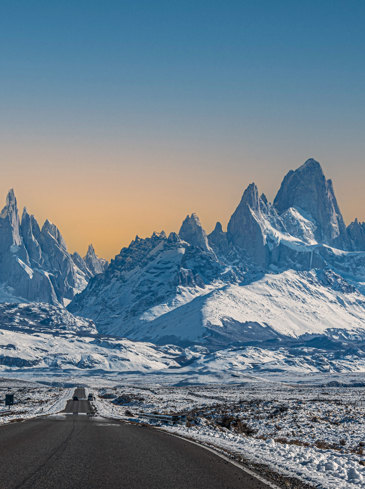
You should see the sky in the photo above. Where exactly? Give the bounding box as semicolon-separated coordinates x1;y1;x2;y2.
1;0;365;259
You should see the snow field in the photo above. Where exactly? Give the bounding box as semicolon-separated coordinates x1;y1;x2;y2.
94;383;365;488
0;381;72;424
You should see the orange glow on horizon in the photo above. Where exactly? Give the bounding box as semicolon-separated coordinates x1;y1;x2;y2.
1;141;364;260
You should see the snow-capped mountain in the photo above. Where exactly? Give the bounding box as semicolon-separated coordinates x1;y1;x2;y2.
69;159;365;350
0;190;107;306
69;230;223;337
1;158;365;379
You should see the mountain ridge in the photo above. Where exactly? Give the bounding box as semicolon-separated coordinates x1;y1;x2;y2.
1;158;365;377
69;158;365;350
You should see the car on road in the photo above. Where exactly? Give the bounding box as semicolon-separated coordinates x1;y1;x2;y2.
88;394;94;401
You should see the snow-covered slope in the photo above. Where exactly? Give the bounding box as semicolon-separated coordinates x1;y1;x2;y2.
99;269;365;346
0;302;97;335
0;302;184;372
0;327;184;372
201;269;365;339
1;300;365;379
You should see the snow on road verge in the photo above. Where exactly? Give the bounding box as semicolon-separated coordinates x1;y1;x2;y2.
165;424;364;489
93;399;365;489
39;387;74;416
0;382;73;425
90;393;123;419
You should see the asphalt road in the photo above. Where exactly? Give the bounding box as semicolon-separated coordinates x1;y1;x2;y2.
0;389;272;489
62;387;90;415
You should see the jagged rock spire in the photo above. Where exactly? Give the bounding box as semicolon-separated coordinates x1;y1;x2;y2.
84;244;108;275
0;189;22;247
0;189;99;304
41;219;67;249
21;207;43;264
5;188;16;207
227;183;267;266
179;213;211;252
347;218;365;251
208;222;228;256
274;158;348;247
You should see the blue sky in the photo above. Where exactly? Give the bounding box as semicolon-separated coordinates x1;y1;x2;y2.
0;0;364;256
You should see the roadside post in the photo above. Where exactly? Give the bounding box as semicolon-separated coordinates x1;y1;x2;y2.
5;394;14;408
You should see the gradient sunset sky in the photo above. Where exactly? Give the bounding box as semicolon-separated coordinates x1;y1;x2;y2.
1;1;365;259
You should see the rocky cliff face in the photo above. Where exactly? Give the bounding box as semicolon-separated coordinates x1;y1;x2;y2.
274;159;348;248
21;209;43;265
84;244;108;275
347;219;365;251
227;183;268;267
226;183;290;268
208;222;228;256
179;213;212;252
0;191;57;304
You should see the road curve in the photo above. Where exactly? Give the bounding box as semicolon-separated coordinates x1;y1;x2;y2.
0;389;272;489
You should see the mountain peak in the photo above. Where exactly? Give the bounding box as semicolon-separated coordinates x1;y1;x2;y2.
227;182;267;266
0;188;22;247
240;183;259;209
179;213;211;251
152;230;167;240
186;213;200;225
6;188;17;207
1;189;19;218
21;206;40;231
84;244;107;275
213;221;223;233
86;244;95;256
208;221;228;256
0;190;99;305
167;231;180;243
298;158;323;172
41;219;67;250
347;218;365;251
274;159;347;247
